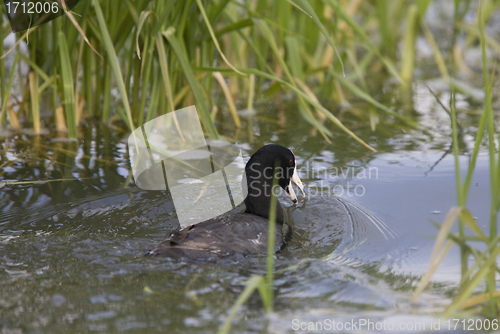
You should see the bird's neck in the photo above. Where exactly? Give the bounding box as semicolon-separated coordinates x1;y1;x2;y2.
244;163;285;224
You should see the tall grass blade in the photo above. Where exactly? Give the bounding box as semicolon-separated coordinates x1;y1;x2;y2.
417;0;433;16
65;7;102;58
92;0;135;132
478;0;499;315
0;53;19;126
459;291;500;310
448;88;469;277
135;11;154;59
459;209;488;242
400;5;419;86
196;0;244;76
458;23;500;55
6;108;20;128
264;162;280;313
214;18;253;38
285;37;304;80
217;275;263;334
247;73;255;112
29;72;40;134
138;37;154;126
377;0;396;56
155;33;175;113
0;27;38;60
444;244;500;316
102;63;111;121
420;20;450;80
146;71;161;122
58;31;77;138
163;28;218;139
18;54;51;82
294;78;332;143
213;72;241;127
55;105;67;131
411;207;461;302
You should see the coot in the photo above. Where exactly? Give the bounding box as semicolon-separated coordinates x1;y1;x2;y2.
147;144;304;260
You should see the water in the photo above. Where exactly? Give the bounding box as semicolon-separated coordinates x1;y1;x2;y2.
0;83;497;332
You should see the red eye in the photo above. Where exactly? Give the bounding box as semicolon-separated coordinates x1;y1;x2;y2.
289;159;294;166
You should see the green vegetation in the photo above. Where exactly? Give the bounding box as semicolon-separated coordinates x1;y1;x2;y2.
413;1;500;317
218;163;279;334
1;0;427;148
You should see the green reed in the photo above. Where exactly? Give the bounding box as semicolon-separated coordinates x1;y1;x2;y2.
218;161;280;334
1;0;433;147
412;0;499;317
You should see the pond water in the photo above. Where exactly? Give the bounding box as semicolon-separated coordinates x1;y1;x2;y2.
0;79;497;333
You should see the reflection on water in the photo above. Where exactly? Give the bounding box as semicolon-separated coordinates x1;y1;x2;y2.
0;84;496;333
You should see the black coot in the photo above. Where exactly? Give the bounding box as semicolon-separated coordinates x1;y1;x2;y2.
147;144;304;260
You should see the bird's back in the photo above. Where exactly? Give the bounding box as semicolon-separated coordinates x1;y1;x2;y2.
146;213;284;260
